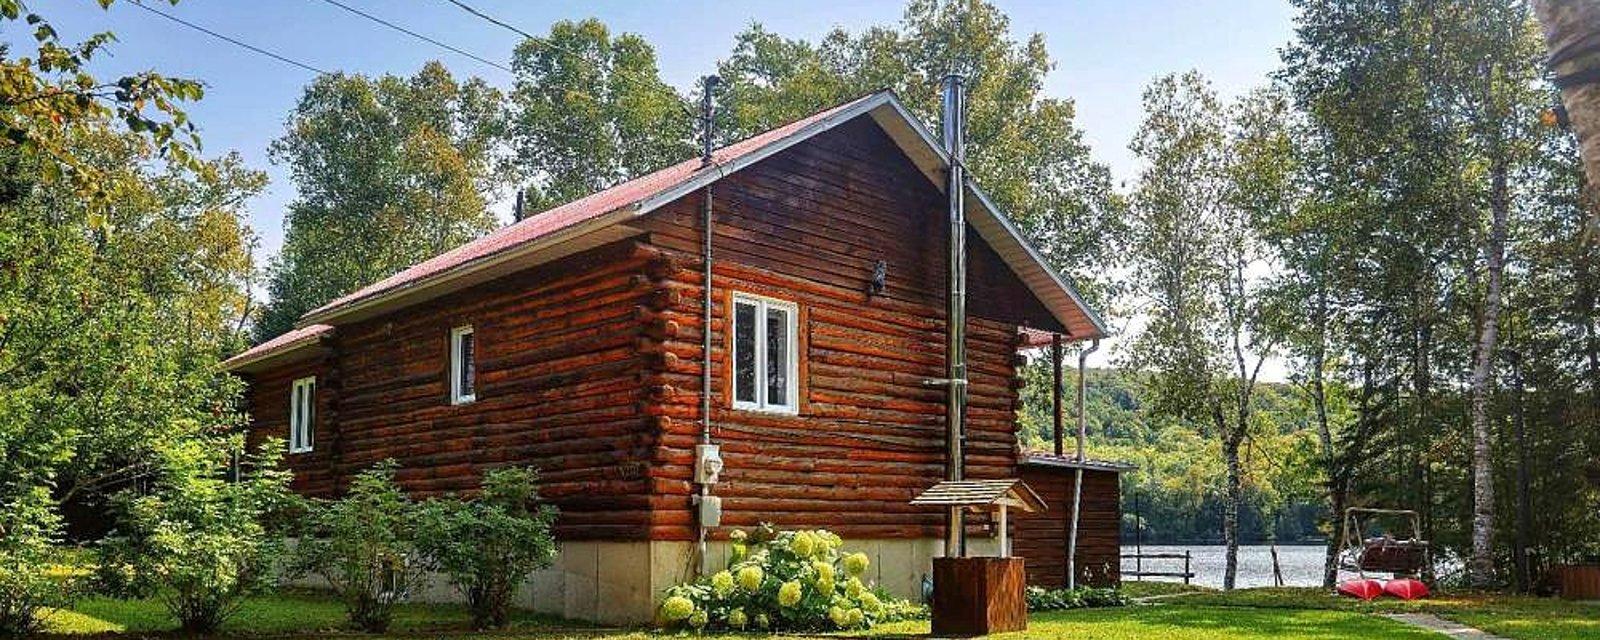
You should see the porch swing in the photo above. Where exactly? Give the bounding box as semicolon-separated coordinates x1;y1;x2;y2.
1335;507;1432;600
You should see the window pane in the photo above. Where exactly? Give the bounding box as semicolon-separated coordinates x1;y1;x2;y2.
458;332;475;397
734;301;757;403
304;381;314;448
766;306;790;407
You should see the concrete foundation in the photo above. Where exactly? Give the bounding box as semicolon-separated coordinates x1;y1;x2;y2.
289;536;997;625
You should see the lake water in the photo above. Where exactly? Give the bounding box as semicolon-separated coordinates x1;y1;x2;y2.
1122;544;1330;589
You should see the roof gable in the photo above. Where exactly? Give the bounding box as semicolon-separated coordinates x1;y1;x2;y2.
233;91;1106;370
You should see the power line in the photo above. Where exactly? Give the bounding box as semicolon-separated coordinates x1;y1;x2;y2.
314;0;512;74
436;0;699;119
439;0;537;41
126;0;328;75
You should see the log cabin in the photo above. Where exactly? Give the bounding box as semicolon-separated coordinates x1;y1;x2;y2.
224;88;1127;623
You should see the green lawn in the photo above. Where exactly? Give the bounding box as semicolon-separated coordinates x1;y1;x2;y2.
1166;586;1600;640
44;591;576;636
40;586;1595;640
868;606;1437;640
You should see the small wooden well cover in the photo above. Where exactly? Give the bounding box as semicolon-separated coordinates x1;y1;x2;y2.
909;479;1047;512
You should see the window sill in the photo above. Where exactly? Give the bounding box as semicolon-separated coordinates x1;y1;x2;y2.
451;395;477;406
731;404;799;416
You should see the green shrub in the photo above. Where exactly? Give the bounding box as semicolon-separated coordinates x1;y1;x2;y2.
1025;585;1130;611
415;467;558;629
294;461;431;633
0;487;85;638
657;524;923;632
97;438;296;634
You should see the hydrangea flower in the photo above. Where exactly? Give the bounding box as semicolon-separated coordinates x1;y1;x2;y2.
812;560;836;584
737;565;764;592
778;580;804;607
860;591;882;613
845;607;865;627
845;577;865;598
727;608;748;629
828;605;849;627
789;531;816;557
688;610;709;629
817;575;835;596
729;529;748;543
711;570;735;597
754;613;771;630
843;552;870;576
660;595;695;621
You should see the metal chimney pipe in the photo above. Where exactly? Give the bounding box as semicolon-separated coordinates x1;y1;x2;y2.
941;73;968;558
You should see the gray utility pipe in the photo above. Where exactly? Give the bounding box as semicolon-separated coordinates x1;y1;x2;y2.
696;74;720;577
940;73;969;558
1067;338;1100;588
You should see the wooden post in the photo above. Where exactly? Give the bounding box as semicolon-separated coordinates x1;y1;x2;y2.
1052;334;1063;456
1184;551;1192;586
998;504;1009;558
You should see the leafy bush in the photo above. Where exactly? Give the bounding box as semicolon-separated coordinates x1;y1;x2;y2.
415;467;558;629
294;461;431;632
1025;585;1130;611
0;487;85;638
658;525;922;632
97;438;296;634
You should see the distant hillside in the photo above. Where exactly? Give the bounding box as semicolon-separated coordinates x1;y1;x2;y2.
1016;363;1326;545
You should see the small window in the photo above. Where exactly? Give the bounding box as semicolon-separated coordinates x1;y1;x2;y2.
731;293;798;413
450;325;476;405
289;376;316;454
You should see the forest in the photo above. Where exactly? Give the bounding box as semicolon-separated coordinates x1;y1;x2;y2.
4;0;1598;619
1017;367;1328;547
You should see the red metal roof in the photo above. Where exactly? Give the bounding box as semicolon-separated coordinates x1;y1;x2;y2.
303;91;887;322
221;323;332;372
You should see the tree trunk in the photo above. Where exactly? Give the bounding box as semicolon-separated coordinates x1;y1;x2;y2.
1468;158;1510;587
1219;408;1244;591
1308;280;1343;589
1533;0;1600;239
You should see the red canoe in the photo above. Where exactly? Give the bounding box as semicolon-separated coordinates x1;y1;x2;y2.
1384;578;1430;600
1337;578;1384;600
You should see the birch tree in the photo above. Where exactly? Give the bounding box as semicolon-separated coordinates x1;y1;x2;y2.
1128;72;1282;590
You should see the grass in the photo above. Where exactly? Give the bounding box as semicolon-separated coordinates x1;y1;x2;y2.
42;590;576;636
1164;586;1600;640
1120;580;1217;598
39;585;1596;640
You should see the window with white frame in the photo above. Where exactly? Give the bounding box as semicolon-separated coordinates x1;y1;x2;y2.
732;293;798;413
450;325;476;404
289;376;316;454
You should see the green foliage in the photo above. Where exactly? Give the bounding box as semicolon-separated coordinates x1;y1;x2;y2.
0;487;84;637
1025;585;1129;612
657;525;923;632
96;439;296;634
257;62;505;340
414;468;559;629
507;19;694;211
294;462;431;633
0;0;206;210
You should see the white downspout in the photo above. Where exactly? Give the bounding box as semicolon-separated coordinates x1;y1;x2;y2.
1067;338;1100;588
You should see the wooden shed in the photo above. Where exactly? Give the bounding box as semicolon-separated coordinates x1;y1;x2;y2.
225;89;1118;623
1013;453;1131;588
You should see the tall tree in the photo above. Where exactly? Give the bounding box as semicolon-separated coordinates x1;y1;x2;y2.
1127;72;1282;590
2;1;260;531
507;19;695;211
258;62;505;340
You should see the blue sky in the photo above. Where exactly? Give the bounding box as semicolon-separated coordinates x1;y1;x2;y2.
30;0;1296;259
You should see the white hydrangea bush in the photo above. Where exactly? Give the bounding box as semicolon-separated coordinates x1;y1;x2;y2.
657;525;925;632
